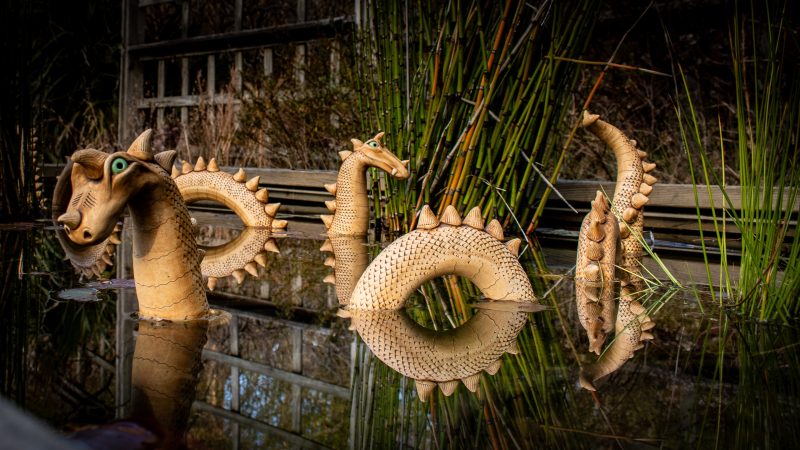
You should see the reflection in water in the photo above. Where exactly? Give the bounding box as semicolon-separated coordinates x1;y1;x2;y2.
343;307;529;399
320;233;369;305
198;226;280;290
70;317;213;449
3;224;800;448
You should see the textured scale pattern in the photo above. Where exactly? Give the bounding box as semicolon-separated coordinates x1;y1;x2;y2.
174;161;285;229
321;234;369;305
574;111;658;388
201;226;278;289
346;308;527;382
341;205;538;401
323;132;409;235
579;286;654;391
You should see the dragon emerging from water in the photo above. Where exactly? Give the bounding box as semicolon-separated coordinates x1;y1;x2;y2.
575;111;658;390
54;130;285;319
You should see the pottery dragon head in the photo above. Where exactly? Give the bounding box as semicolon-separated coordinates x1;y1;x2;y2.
57;130;176;246
348;132;410;179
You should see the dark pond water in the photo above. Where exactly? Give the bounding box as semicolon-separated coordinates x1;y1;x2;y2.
1;214;798;449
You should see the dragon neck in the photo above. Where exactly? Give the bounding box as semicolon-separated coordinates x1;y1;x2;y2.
585;118;643;212
331;153;371;234
128;171;208;320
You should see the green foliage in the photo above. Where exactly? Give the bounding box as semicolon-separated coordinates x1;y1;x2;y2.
677;0;800;320
354;0;600;232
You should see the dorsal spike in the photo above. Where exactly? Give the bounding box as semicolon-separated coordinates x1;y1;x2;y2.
629;139;638;148
171;165;180;178
207;158;220;172
233;168;247;182
415;380;437;402
246;176;260;192
439;205;462;226
642;161;657;173
181;160;193;174
325;200;337;212
255;188;269;203
641;331;655;341
324;183;337;195
416;205;439;230
636;149;647;158
264;239;280;253
323;273;336;284
643;173;658;186
629;301;646;315
485;219;504;240
271;219;288;229
336;308;352;318
105;244;115;255
254;252;268;267
321;214;334;229
108;234;122;245
507;341;520;355
232;269;246;285
641;321;656;331
264;203;281;217
101;253;114;266
587;220;605;242
582;262;601;281
324;256;336;268
207;276;217;291
463;206;484;229
622;207;639;224
461;373;481;393
505;238;521;257
585;242;604;262
350;138;363;149
154;150;177;172
194;156;207;171
339;150;353;161
244;262;259;277
631;192;649;209
619;225;631;239
438;380;459;396
126;129;154;161
320;240;333;252
485;359;502;375
639;183;653;196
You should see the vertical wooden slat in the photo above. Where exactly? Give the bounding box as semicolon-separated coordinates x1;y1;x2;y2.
330;40;341;86
291;327;303;433
263;48;273;76
119;0;146;142
156;59;165;129
297;0;306;23
294;44;306;86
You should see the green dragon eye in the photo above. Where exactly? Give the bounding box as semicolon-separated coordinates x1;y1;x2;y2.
368;141;379;148
111;157;129;174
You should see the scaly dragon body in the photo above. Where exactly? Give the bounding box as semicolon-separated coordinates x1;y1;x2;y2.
340;205;541;401
575;111;658;389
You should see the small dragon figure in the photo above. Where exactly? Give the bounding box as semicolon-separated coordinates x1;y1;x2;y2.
321;132;410;235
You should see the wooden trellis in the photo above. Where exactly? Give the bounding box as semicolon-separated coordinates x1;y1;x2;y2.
119;0;354;148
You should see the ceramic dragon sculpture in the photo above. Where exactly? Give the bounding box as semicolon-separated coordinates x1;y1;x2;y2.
53;131;286;300
575;111;658;390
320;234;370;305
321;132;410;235
55;130;285;319
339;204;543;401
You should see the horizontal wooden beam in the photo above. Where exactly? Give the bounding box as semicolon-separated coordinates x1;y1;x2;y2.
128;17;353;59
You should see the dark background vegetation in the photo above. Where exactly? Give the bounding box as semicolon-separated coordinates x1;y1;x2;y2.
1;0;797;219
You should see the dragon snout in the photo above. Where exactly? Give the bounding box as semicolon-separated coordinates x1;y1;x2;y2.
57;210;82;232
391;160;411;179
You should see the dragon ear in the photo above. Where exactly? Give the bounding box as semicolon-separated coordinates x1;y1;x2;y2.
350;138;363;149
127;129;154;161
154;150;177;172
71;148;109;180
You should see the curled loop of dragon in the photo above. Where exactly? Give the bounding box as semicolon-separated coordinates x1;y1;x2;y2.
339;204;542;402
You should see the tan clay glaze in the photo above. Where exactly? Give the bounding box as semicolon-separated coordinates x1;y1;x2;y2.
340;204;539;401
320;233;370;305
321;132;409;235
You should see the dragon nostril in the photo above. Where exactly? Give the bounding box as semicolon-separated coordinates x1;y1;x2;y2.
83;230;92;240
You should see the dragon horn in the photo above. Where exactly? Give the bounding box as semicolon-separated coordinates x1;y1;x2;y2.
127;129;154;161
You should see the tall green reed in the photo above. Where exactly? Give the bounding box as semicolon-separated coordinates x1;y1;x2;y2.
355;0;600;232
677;0;799;320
